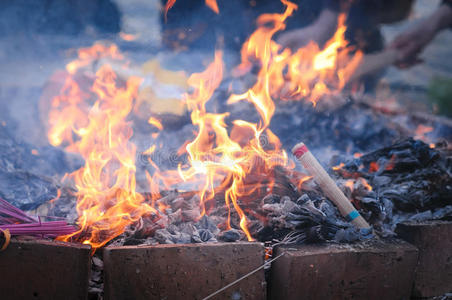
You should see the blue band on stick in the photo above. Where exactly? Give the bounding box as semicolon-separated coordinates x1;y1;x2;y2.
346;210;360;222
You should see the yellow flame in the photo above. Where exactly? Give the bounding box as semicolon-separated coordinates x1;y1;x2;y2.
51;47;158;249
48;0;369;248
235;8;363;106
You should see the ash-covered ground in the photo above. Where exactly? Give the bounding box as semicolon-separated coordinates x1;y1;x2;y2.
1;91;451;247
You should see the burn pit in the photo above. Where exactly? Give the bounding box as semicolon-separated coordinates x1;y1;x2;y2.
1;0;452;299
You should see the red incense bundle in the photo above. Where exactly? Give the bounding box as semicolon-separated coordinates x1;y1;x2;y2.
0;198;77;238
292;142;370;229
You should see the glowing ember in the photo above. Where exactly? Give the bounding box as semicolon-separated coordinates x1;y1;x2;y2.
414;124;434;142
353;152;363;158
369;162;379;173
359;178;372;191
385;154;397;171
332;162;345;171
345;180;354;193
119;32;139;42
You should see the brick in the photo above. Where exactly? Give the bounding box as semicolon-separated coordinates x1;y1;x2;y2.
103;242;266;300
0;237;91;300
268;239;418;300
396;220;452;297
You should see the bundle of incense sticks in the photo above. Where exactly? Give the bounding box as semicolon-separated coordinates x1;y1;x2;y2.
292;142;371;229
0;198;76;238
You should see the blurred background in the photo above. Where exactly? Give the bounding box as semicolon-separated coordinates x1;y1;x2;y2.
0;0;451;145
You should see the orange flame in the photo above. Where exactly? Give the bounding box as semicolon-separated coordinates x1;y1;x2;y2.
164;0;220;21
148;117;164;131
119;32;139;42
359;178;372;191
235;7;363;105
369;162;379;173
163;0;176;22
66;43;123;75
332;162;345;171
177;49;290;240
48;0;369;248
50;45;159;249
205;0;219;14
353;152;363;158
414;124;433;142
345;180;354;193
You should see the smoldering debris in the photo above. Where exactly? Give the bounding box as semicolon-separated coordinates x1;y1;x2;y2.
0;124;81;211
1;91;451;248
335;138;452;236
108;138;451;248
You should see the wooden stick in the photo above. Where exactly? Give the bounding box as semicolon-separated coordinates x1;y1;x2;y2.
348;49;399;83
292;143;370;229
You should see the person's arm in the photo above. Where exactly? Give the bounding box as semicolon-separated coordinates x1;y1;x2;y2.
276;8;339;50
389;3;452;68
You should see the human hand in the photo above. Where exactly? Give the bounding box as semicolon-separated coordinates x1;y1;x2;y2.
389;20;436;68
389;4;452;68
276;9;339;51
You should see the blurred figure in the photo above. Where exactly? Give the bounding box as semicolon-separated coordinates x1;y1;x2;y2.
161;0;327;51
390;1;452;68
277;0;415;54
161;0;415;59
0;0;121;36
279;0;452;69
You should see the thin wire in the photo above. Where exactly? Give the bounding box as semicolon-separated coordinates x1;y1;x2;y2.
202;252;286;300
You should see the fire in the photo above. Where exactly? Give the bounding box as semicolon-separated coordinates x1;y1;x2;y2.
164;0;219;21
296;175;313;191
49;45;159;248
385;154;397;171
66;43;123;75
48;43;126;148
47;0;369;248
235;6;362;105
332;162;345;171
119;32;139;42
60;66;157;248
345;180;354;193
163;0;176;22
177;47;290;240
353;152;363;158
154;0;299;240
414;124;433;142
369;162;379;173
359;178;372;191
205;0;219;14
148;117;164;131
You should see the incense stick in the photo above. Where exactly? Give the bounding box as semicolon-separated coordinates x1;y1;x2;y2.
0;198;77;238
292;142;370;229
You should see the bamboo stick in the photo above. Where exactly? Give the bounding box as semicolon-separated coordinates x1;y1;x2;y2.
292;142;370;229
